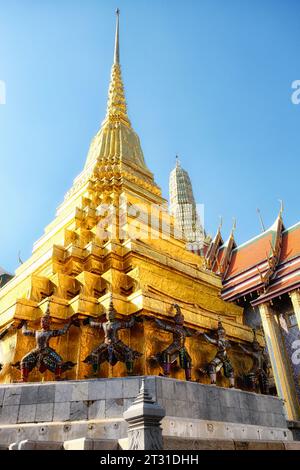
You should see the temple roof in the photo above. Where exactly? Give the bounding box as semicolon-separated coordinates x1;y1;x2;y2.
251;222;300;305
206;210;300;305
279;222;300;263
225;216;282;280
205;222;223;270
205;219;237;275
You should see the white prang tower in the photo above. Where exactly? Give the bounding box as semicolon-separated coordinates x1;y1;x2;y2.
169;157;207;255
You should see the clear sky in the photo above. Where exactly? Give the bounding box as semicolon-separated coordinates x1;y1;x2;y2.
0;0;299;274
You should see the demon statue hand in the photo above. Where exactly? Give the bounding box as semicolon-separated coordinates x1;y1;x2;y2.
151;304;193;381
202;320;235;387
83;297;142;377
12;308;79;382
239;330;270;394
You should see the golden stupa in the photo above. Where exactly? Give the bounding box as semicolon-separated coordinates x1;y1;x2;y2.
0;11;257;384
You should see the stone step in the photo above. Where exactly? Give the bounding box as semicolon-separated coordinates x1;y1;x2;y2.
63;438;119;450
2;436;300;451
163;437;300;450
9;440;63;450
3;438;119;451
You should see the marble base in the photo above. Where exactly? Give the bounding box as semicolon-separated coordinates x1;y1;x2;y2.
0;376;295;448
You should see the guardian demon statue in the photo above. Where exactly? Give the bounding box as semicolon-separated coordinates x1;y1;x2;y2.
12;307;78;382
201;320;235;387
152;304;193;381
83;297;142;376
239;330;270;394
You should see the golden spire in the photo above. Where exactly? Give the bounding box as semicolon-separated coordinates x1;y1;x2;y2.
105;9;130;127
83;10;150;173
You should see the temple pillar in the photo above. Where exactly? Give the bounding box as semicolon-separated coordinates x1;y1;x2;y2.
258;302;300;421
289;290;300;331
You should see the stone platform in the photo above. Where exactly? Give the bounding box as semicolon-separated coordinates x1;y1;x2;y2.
0;376;297;449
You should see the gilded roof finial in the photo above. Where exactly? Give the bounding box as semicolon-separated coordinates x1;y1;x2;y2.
231;217;236;234
218;216;223;233
114;8;120;65
278;199;284;218
256;208;266;233
175;155;180;167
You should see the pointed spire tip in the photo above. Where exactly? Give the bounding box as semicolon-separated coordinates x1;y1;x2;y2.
114;8;120;64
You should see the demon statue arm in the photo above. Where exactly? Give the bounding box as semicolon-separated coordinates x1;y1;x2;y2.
89;320;102;328
239;343;253;356
84;317;102;329
118;315;141;330
155;318;175;333
49;319;74;338
0;326;11;341
0;320;21;340
21;322;35;337
263;349;271;371
203;332;217;345
184;327;195;337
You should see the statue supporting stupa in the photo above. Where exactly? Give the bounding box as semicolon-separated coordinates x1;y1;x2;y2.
83;296;142;376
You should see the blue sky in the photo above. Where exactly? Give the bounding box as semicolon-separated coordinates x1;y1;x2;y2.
0;0;299;273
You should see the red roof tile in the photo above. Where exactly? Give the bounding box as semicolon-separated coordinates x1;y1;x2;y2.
225;231;275;279
279;223;300;264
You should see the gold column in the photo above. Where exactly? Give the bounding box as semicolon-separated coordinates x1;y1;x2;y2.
289;289;300;331
259;302;300;421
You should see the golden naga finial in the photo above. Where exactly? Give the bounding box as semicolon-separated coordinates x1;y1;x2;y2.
231;217;236;234
114;8;120;64
216;257;222;274
268;240;276;258
278;199;284;218
18;250;24;265
256;266;265;284
218;216;223;233
256;208;266;233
